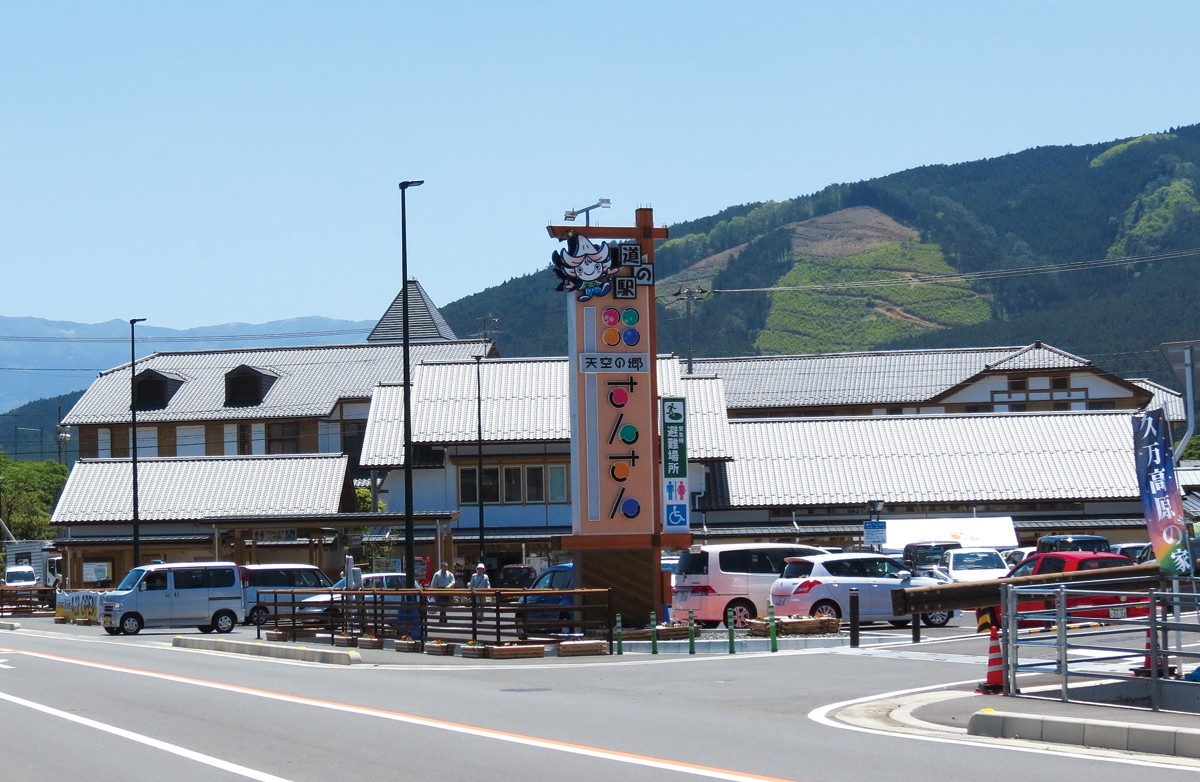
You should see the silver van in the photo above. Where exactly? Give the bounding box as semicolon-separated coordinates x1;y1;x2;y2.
672;543;828;628
240;563;332;625
101;561;244;635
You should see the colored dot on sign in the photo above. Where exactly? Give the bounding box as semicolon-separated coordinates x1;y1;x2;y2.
620;424;639;444
610;462;631;481
621;497;641;518
622;328;640;347
602;308;621;326
603;328;622;347
609;388;628;407
621;308;639;326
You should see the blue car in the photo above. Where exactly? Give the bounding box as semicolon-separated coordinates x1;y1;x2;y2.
519;563;574;621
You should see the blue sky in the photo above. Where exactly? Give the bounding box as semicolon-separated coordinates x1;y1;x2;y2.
2;2;1197;330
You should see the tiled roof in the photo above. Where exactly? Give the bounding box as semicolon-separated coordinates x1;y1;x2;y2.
706;411;1140;508
360;357;732;466
63;341;491;425
687;344;1083;408
51;453;349;524
367;280;459;342
1128;378;1186;423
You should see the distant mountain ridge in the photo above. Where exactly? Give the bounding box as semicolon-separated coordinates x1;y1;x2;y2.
0;316;374;413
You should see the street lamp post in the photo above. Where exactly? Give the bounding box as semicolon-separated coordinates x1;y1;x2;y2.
563;197;610;227
474;354;485;564
130;317;146;566
399;180;424;590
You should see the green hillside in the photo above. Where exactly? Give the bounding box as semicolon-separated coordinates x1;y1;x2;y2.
440;123;1200;386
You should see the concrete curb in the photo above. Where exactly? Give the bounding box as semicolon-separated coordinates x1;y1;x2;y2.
173;636;362;665
0;621;21;631
968;709;1200;759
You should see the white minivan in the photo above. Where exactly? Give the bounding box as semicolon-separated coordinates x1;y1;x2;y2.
101;561;244;635
240;563;333;625
671;543;828;628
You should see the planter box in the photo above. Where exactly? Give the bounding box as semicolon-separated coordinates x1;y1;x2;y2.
357;637;384;649
395;639;422;653
333;635;357;647
746;617;840;637
621;625;692;641
424;643;454;656
488;644;545;660
265;630;290;642
460;644;488;658
558;639;607;657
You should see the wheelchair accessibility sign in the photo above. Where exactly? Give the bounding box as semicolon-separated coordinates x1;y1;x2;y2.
665;503;689;528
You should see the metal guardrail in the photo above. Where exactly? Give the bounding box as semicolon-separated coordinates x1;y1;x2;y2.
253;587;614;649
1001;579;1200;712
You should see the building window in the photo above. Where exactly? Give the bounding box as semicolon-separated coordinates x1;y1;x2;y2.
526;466;544;502
1088;400;1116;410
503;466;523;503
459;463;567;505
267;421;300;454
1051;376;1070;390
341;421;367;470
237;424;253;455
1008;377;1027;392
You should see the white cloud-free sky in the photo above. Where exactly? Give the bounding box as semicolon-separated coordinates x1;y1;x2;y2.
2;2;1196;329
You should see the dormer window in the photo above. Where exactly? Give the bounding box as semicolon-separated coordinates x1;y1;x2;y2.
224;366;278;407
134;370;184;411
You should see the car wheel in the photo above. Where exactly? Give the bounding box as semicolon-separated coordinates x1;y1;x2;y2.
724;600;755;629
197;625;215;633
119;613;143;635
103;627;121;636
213;610;237;634
922;611;952;627
810;600;842;620
887;619;911;628
246;605;269;626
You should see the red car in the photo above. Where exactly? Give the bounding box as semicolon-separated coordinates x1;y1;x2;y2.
1002;551;1146;625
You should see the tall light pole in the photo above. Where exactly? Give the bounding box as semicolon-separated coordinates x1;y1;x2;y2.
130;317;146;566
563;197;610;227
399;180;423;589
474;354;485;564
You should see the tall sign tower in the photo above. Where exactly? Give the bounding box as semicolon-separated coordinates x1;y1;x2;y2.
548;208;691;624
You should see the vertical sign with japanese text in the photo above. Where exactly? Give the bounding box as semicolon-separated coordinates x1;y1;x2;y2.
1133;409;1192;577
553;209;666;536
661;397;689;530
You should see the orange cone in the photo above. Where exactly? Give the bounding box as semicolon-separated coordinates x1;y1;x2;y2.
1131;628;1176;678
976;625;1004;694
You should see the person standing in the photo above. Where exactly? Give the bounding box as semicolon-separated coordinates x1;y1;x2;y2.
429;562;455;622
469;564;491;621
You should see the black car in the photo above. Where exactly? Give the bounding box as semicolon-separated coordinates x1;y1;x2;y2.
1035;534;1110;554
497;564;537;588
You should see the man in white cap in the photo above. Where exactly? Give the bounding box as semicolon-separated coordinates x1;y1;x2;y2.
469;563;490;590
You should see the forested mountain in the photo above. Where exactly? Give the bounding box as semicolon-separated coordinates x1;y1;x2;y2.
442;124;1200;385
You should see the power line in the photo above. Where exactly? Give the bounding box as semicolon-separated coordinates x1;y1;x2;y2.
0;328;372;345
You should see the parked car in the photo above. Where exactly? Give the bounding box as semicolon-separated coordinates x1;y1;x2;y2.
672;543;829;628
101;561;244;635
240;563;333;625
1002;547;1036;568
900;541;962;577
298;571;407;614
931;547;1010;583
518;563;574;618
1134;537;1200;575
1109;542;1150;561
1035;534;1110;553
769;553;953;627
497;564;538;589
1001;551;1144;625
3;565;37;587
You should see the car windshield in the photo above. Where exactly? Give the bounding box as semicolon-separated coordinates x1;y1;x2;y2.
952;551;1005;570
677;551;709;575
911;547;947;566
116;568;145;591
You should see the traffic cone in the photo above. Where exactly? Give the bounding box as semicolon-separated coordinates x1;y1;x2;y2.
975;625;1004;694
1131;628;1176;678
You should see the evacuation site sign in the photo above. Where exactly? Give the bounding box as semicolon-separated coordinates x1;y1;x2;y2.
661;397;688;530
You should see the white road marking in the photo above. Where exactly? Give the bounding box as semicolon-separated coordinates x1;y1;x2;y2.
0;689;296;781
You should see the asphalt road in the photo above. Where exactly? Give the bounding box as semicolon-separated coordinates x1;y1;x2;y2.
0;617;1195;781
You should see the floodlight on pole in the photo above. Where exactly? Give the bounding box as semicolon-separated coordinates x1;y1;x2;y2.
398;179;424;589
563;198;611;226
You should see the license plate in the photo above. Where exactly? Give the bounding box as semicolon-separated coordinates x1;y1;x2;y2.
1108;606;1127;619
102;616;112;627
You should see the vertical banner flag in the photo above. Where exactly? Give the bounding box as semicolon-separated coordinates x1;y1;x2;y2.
1133;409;1192;577
661;397;688;530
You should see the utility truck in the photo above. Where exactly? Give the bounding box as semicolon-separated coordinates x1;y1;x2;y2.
3;540;62;587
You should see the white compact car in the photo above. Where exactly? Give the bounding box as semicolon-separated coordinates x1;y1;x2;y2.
931;547;1011;583
769;553;952;627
